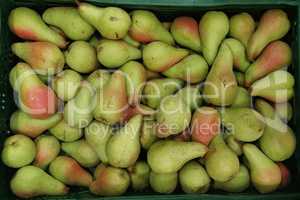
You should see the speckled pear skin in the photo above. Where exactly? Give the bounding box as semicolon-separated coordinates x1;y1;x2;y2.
149;171;178;194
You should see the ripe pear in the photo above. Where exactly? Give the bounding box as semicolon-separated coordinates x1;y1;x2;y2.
42;7;95;40
176;85;202;111
243;143;281;193
171;16;201;52
49;119;83;142
96;39;141;68
90;164;130;196
49;156;93;187
85;121;112;163
200;11;229;65
107;115;142;168
203;42;237;106
225;135;243;156
2;134;36;168
11;42;64;75
147;140;208;173
128;161;150;191
277;162;291;188
129;10;174;44
87;69;110;90
121;104;156;123
231;87;251;108
205;135;240;182
179;161;210;194
234;71;245;86
51;69;82;101
78;2;131;40
8;7;67;48
247;9;290;61
10;110;62;138
65;41;97;73
274;102;293;122
62;139;99;167
250;70;294;103
163;54;209;83
143;41;189;72
149;171;177;194
229;12;255;47
123;34;141;47
11;166;69;198
33;135;60;169
140;116;158;150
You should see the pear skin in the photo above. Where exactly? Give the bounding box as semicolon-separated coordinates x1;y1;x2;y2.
87;69;110;90
123;34;141;47
49;119;83;142
149;171;177;194
274;102;293;122
128;161;150;191
231;87;251;108
121;104;156;124
140;116;158;150
176;85;202;111
234;71;245;86
145;69;161;80
277;162;291;188
225;135;243;156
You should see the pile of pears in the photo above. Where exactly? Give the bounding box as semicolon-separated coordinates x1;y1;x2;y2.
2;2;296;199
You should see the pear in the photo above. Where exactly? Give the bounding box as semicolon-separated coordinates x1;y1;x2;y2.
176;85;202;111
274;102;293;122
128;161;150;191
33;135;60;169
162;54;209;83
200;11;229;65
203;42;237;106
78;2;131;40
147;140;208;173
277;162;291;188
245;41;292;87
146;69;161;80
49;119;83;142
89;35;101;48
8;7;67;48
191;107;221;146
142;41;189;72
225;135;243;156
220;108;265;142
107;115;142;168
61;139;99;167
173;129;191;142
51;69;82;101
205;135;240;182
254;98;281;121
121;104;156;123
90;164;130;196
9;63;58;119
2;134;36;168
123;34;141;47
11;42;64;75
11;166;69;198
234;71;245;86
250;70;294;103
214;164;250;192
243;143;281;193
231;87;251;108
93;70;128;124
247;9;290;61
140;116;158;150
49;156;93;187
42;7;95;40
65;41;97;73
10;110;62;138
96;39;141;68
162;22;172;30
179;161;210;194
87;69;110;90
49;25;66;37
85;121;112;163
171;16;201;52
149;171;177;194
156;95;191;137
142;78;184;109
129;10;174;44
229;12;255;47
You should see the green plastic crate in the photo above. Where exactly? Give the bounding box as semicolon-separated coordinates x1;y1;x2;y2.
1;0;300;199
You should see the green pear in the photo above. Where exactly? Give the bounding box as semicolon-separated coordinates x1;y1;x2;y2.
243;143;281;193
128;161;150;191
162;54;209;83
234;71;245;86
65;41;97;73
225;135;243;156
11;166;69;198
129;10;174;45
49;119;83;142
61;139;99;167
11;42;64;75
214;164;250;192
221;108;265;142
51;69;82;101
8;7;67;48
10;110;62;138
2;134;36;168
140;116;158;150
274;102;293;122
85;121;112;163
203;42;237;106
147;140;208;173
205;135;239;182
107;115;142;168
49;25;65;37
78;2;131;40
176;85;202;111
42;7;95;40
231;87;251;108
89;35;101;48
33;135;60;169
123;34;140;47
179;161;210;194
250;70;294;103
254;98;281;121
200;11;229;65
96;39;141;68
143;41;189;72
149;171;177;194
87;69;110;90
49;156;93;187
